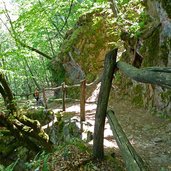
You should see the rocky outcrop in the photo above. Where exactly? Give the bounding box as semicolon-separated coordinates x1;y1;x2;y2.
122;0;171;115
140;0;171;115
51;7;117;85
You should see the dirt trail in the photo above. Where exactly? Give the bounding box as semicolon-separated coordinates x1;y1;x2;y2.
108;94;171;171
49;83;171;171
55;90;171;171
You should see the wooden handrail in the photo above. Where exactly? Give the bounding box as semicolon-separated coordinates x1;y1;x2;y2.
117;61;171;88
107;110;149;171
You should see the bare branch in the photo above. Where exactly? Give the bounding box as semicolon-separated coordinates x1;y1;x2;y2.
60;0;74;32
2;2;52;60
38;0;64;39
108;0;118;17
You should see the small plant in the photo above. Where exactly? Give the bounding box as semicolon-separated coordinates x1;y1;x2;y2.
3;159;19;171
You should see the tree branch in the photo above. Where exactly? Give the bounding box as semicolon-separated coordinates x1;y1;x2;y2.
0;72;17;114
60;0;74;32
38;0;64;39
2;2;52;60
108;0;118;17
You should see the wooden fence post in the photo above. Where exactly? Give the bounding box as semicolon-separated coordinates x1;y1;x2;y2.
93;48;118;159
43;88;48;109
62;82;66;111
80;79;86;121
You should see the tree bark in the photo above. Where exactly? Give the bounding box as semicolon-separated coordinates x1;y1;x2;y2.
108;0;118;17
93;48;118;159
0;72;17;114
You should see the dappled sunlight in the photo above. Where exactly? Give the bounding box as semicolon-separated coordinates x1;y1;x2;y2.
87;83;101;102
66;104;80;113
104;128;113;138
88;139;119;149
104;139;118;148
66;103;97;113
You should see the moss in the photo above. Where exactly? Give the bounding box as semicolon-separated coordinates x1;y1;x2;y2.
161;0;171;18
51;61;66;85
160;40;170;66
141;28;160;67
51;6;119;85
160;90;171;103
131;84;144;107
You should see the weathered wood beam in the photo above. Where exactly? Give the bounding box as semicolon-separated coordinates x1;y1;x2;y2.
107;110;149;171
80;79;86;121
117;61;171;88
93;48;118;159
62;82;66;111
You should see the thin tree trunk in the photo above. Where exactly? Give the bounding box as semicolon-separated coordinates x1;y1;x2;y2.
23;57;41;90
0;72;17;113
108;0;118;17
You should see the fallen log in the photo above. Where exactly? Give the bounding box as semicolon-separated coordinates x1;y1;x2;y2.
107;110;149;171
0;112;53;152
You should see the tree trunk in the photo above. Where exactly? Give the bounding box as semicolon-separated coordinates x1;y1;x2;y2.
0;112;53;152
0;72;17;114
0;72;53;152
23;57;41;90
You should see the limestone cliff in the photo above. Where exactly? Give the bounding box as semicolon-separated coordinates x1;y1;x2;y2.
121;0;171;115
138;0;171;115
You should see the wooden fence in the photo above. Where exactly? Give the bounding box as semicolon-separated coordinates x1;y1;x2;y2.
93;48;171;170
43;78;101;121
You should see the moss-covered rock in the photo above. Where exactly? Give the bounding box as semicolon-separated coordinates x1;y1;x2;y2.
51;7;118;85
119;0;171;116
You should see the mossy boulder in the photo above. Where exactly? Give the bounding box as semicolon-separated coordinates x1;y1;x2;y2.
51;7;118;85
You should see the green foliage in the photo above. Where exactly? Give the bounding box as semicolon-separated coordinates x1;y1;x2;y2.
24;151;50;171
3;159;19;171
117;0;145;38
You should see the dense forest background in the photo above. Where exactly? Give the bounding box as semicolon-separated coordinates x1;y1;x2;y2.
0;0;171;170
1;0;170;114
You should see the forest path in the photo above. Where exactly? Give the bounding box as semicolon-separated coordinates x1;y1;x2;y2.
51;88;171;171
108;92;171;171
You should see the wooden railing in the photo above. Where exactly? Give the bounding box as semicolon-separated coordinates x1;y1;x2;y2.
93;48;171;170
43;78;101;121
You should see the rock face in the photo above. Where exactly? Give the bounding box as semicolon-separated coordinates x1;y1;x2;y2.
122;0;171;115
51;7;117;85
139;0;171;115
